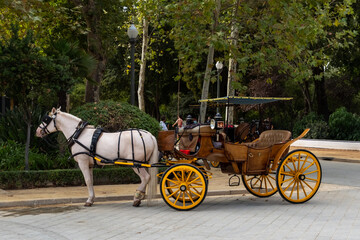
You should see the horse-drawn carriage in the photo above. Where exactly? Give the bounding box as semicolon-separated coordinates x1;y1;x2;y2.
36;96;322;211
156;96;322;210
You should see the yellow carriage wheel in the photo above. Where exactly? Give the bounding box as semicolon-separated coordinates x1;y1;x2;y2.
160;163;208;211
242;168;278;198
276;150;322;203
165;171;201;203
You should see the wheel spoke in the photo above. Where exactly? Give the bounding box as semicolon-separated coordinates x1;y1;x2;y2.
303;169;320;175
300;161;315;174
283;178;295;192
299;180;308;197
289;180;296;198
189;188;201;197
290;156;298;171
304;177;319;182
167;189;180;198
300;155;309;172
189;176;201;184
284;163;295;173
185;170;194;182
166;178;179;185
296;181;300;200
186;191;195;204
259;176;268;193
173;172;181;182
265;175;275;190
268;174;276;181
173;190;181;204
281;172;295;177
302;179;314;190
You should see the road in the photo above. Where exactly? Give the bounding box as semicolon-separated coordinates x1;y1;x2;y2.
0;160;360;240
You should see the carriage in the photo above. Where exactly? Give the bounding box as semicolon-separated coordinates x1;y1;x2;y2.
156;96;322;210
36;96;322;211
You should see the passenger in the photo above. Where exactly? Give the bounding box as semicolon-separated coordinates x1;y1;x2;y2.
159;116;168;131
172;115;183;129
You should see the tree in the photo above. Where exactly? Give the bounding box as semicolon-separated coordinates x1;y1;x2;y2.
199;0;221;123
45;39;96;110
0;26;58;170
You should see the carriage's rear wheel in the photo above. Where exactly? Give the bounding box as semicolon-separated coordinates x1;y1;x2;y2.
160;163;208;210
276;150;322;203
242;168;278;198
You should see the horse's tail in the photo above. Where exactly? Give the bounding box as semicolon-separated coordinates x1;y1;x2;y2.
147;134;159;205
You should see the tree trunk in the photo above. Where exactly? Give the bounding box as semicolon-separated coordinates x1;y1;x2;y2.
58;89;67;111
25;117;31;171
226;0;241;125
301;80;312;114
138;18;149;112
72;0;106;103
313;67;329;120
199;0;221;123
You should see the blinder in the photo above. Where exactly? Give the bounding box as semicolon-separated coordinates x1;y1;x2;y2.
40;113;58;135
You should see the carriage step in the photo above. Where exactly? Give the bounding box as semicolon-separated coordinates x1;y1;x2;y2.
228;174;240;186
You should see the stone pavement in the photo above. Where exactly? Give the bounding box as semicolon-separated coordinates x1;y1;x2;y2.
0;145;359;239
0;160;360;240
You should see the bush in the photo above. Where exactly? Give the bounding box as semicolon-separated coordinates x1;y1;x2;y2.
0;168;140;189
71;100;160;136
329;107;360;141
293;112;329;139
0;140;75;171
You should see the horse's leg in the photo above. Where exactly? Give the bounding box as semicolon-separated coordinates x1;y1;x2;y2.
77;157;95;207
132;168;150;207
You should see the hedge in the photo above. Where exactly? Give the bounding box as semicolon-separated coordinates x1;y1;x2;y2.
0;167;141;190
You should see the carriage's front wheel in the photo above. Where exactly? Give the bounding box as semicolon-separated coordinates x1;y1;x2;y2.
160;163;208;211
276;150;322;203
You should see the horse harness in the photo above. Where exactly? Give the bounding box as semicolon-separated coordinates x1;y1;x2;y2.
40;113;149;169
68;125;148;169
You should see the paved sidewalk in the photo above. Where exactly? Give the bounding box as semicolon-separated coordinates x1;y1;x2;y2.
0;144;359;209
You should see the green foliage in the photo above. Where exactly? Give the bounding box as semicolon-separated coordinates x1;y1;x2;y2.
329;107;360;140
0;168;140;189
0;107;41;145
71;100;160;136
0;140;75;171
293;112;330;139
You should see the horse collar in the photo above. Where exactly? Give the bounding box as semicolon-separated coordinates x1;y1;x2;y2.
67;121;89;149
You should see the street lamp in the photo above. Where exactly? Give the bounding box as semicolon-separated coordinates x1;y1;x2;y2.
215;61;223;113
127;24;138;106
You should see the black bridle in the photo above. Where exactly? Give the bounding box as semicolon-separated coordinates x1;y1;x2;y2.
39;112;59;136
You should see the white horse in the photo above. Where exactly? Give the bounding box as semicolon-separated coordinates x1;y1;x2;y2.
35;107;158;207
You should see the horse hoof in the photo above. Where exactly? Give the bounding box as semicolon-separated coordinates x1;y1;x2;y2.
84;202;93;207
133;200;141;207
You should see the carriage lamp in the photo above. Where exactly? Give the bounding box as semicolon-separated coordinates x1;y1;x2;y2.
215;61;223;113
127;24;139;106
210;113;223;130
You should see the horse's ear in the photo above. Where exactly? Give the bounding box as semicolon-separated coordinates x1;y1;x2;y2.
51;107;56;114
57;106;61;112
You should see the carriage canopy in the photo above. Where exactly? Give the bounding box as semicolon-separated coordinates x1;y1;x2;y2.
199;96;293;105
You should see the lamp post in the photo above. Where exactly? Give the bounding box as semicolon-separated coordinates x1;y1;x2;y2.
215;61;223;113
127;24;138;106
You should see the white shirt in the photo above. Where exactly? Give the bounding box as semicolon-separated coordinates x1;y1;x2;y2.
160;121;168;131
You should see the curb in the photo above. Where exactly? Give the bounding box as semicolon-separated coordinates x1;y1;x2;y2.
0;190;248;208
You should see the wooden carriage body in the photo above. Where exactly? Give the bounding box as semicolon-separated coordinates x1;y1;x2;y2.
158;126;309;175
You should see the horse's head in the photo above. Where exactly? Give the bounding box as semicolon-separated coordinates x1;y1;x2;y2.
36;107;61;138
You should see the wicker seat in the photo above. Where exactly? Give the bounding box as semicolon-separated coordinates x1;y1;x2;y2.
244;130;291;148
